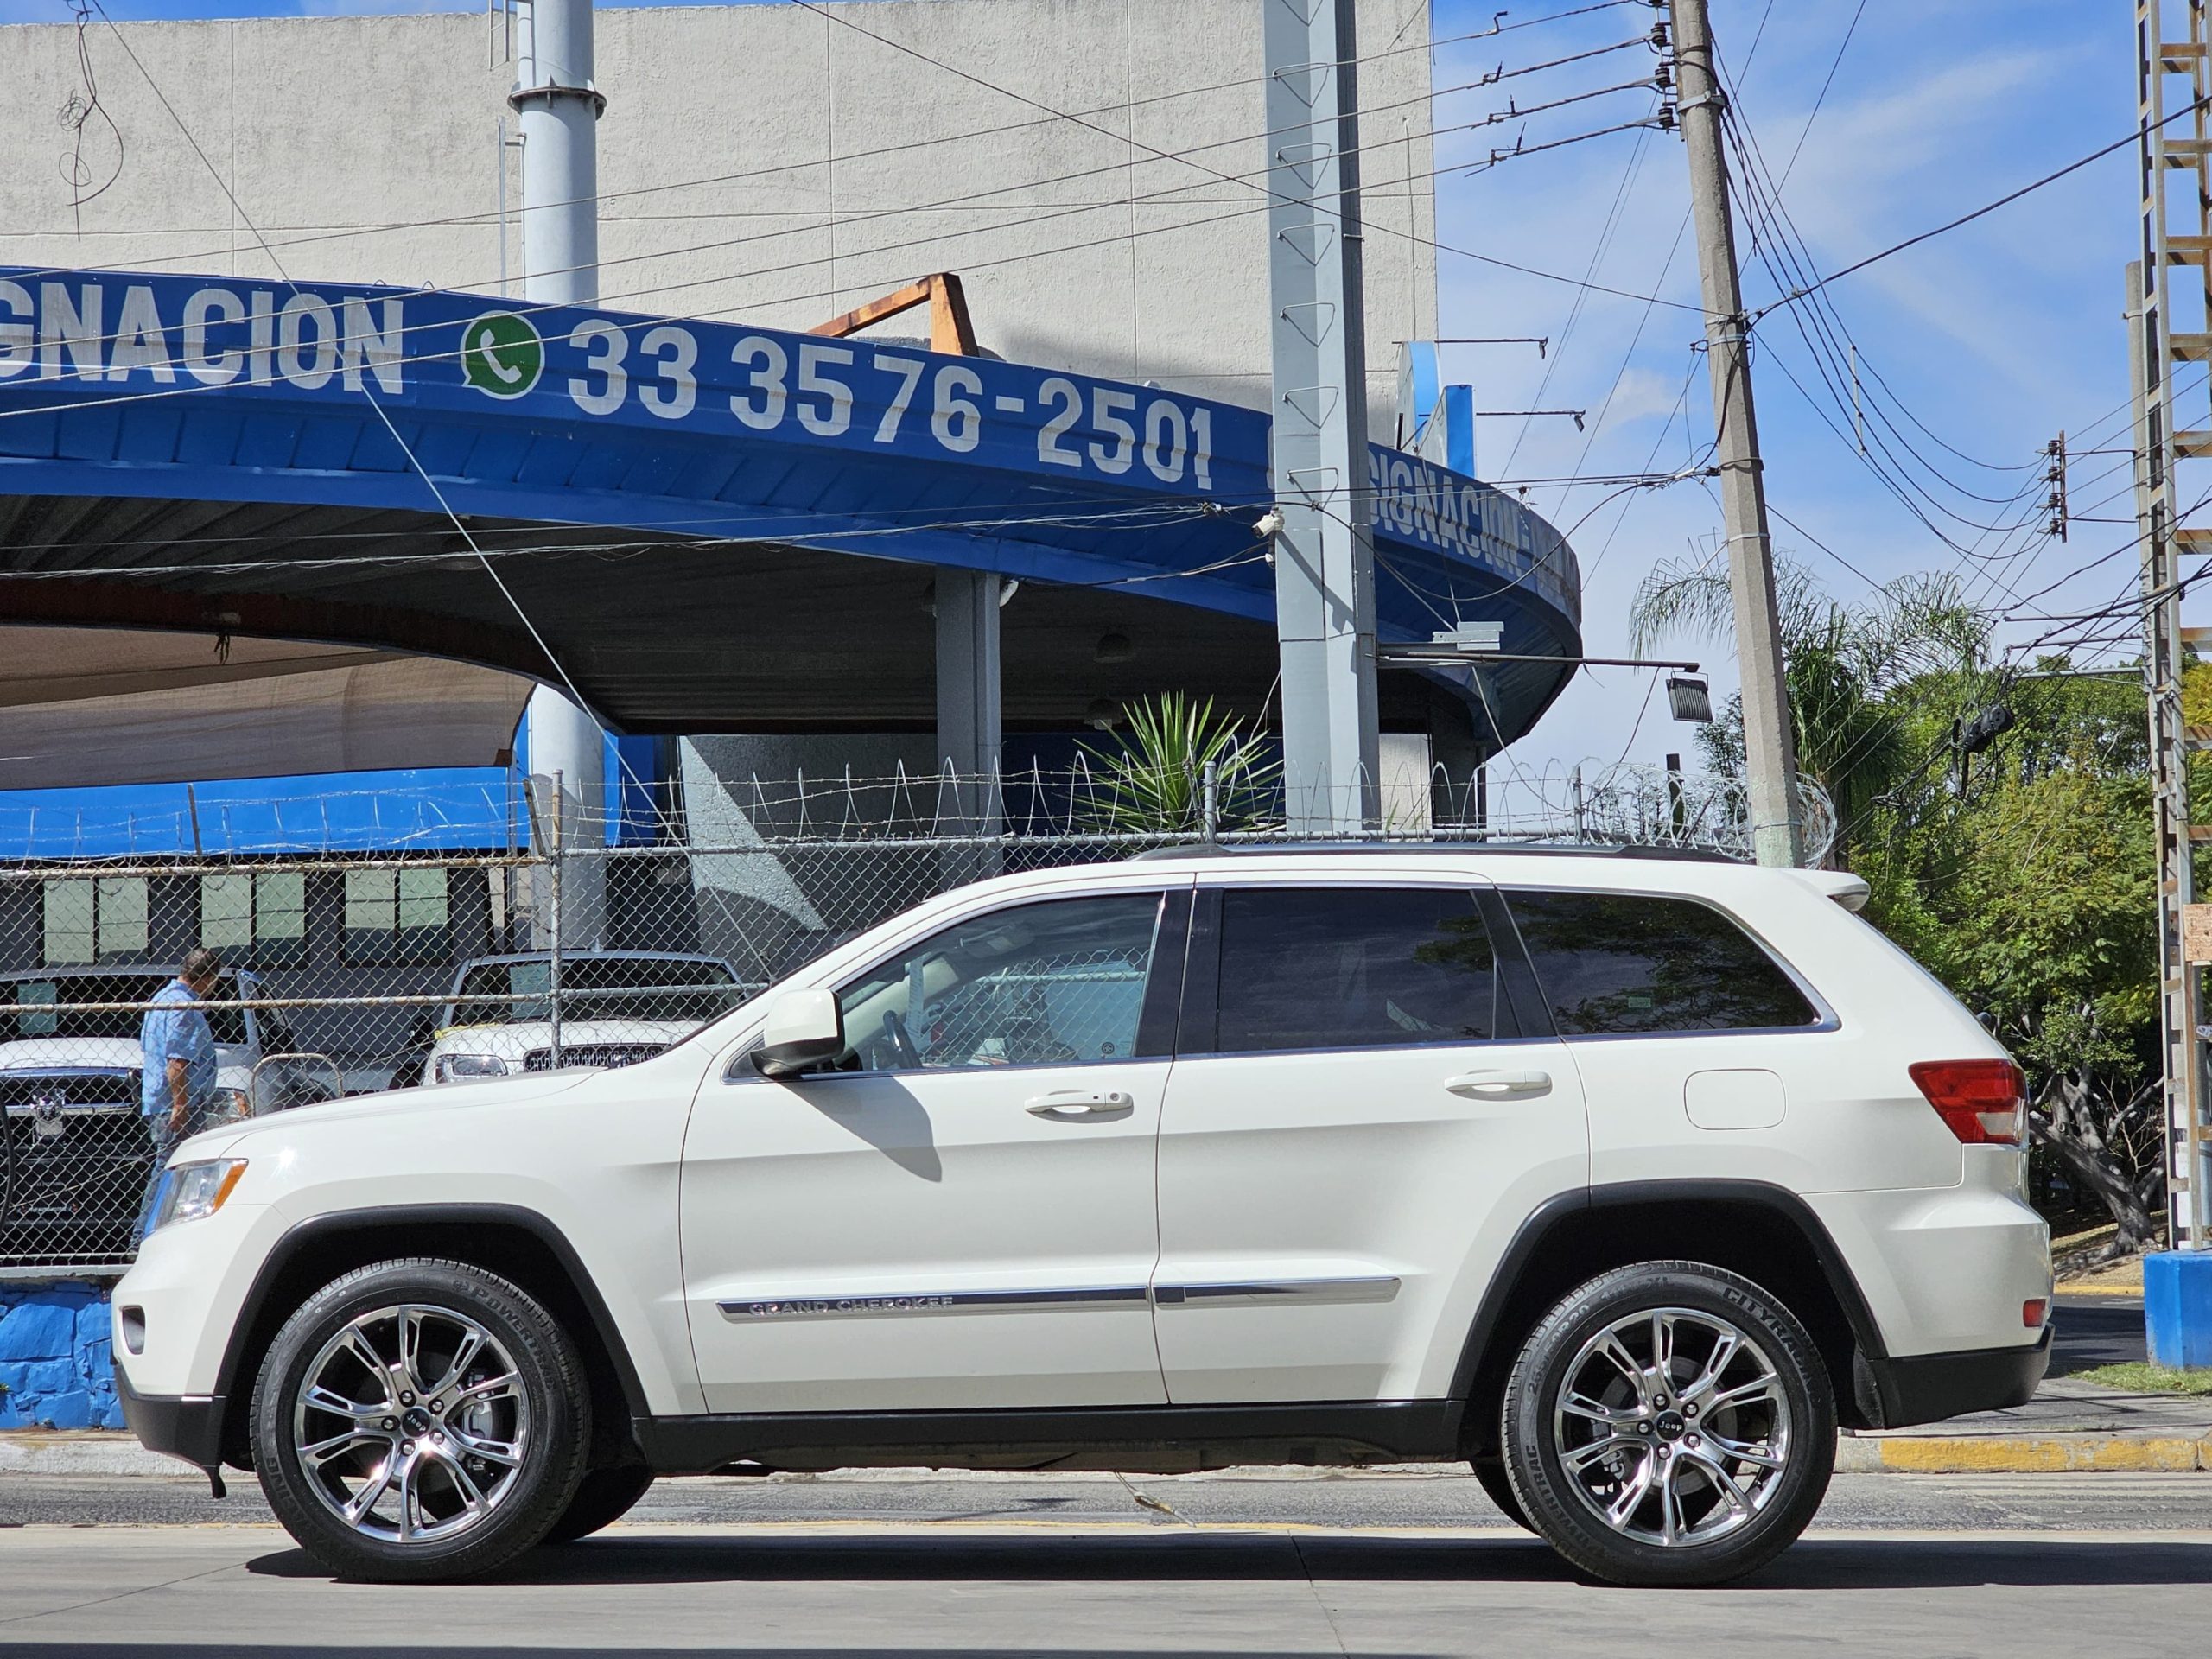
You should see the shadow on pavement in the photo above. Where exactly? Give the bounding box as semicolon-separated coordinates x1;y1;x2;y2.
237;1530;2212;1591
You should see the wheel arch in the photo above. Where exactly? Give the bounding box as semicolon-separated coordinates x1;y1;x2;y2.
1449;1179;1892;1452
213;1204;650;1472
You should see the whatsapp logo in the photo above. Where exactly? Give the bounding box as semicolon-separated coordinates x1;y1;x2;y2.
460;312;544;398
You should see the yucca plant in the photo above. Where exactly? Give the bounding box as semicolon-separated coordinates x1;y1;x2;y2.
1078;692;1281;835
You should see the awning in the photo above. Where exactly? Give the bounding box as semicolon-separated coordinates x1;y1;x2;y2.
0;627;531;789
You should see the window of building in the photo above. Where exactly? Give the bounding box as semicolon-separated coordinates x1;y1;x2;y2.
1213;886;1497;1053
41;876;149;965
200;871;309;967
1505;890;1820;1035
342;866;451;963
834;893;1165;1072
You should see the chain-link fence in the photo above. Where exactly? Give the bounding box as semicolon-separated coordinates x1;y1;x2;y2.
0;761;1832;1275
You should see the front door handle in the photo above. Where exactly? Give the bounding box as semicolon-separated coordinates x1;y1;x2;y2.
1444;1069;1553;1100
1026;1090;1134;1119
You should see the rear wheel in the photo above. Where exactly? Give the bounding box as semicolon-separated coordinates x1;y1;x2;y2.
1500;1261;1834;1586
251;1258;590;1580
541;1465;655;1545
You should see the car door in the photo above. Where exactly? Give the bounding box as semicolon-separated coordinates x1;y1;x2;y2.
680;882;1189;1414
1151;876;1590;1405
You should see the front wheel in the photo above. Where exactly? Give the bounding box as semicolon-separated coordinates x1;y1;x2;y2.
251;1258;590;1580
1500;1261;1834;1586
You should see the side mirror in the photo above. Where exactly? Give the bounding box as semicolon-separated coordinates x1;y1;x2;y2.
751;988;845;1078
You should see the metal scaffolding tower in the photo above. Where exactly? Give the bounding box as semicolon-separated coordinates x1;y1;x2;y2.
2133;0;2211;1249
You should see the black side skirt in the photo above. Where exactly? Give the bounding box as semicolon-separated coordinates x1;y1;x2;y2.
635;1400;1460;1476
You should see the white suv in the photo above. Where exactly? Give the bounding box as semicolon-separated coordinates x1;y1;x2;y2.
111;848;2050;1586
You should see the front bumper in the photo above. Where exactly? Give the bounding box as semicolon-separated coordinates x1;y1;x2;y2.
1860;1325;2051;1428
114;1366;228;1473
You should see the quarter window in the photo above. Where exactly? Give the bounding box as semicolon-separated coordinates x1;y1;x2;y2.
834;893;1165;1072
1506;890;1819;1035
1212;887;1497;1052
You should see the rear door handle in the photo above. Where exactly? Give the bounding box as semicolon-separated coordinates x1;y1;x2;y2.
1444;1069;1553;1100
1026;1090;1135;1119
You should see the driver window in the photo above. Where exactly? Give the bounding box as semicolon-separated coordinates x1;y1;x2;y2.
834;893;1164;1073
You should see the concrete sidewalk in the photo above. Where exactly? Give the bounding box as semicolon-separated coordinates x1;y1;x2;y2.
1838;1375;2212;1473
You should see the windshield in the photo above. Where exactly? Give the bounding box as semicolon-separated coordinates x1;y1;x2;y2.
7;974;251;1046
449;957;742;1026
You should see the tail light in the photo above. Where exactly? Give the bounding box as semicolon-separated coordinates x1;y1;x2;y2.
1910;1058;2026;1145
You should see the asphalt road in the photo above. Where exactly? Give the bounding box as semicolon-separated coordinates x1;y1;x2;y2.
2047;1294;2148;1375
0;1299;2171;1655
3;1471;2211;1656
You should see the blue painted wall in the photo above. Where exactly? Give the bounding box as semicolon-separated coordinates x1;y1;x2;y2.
0;1282;123;1431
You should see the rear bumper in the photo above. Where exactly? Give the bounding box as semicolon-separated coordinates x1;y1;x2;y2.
114;1367;227;1472
1860;1326;2050;1428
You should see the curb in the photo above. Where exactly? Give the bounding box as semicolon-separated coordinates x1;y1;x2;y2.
1834;1433;2212;1473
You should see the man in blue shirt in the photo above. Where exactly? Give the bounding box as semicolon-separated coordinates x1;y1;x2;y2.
135;948;224;1244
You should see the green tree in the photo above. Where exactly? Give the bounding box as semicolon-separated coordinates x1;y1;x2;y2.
1628;557;1986;861
1634;557;2169;1246
1872;750;2163;1249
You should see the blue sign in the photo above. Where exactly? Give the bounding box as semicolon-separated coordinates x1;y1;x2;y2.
0;270;1578;626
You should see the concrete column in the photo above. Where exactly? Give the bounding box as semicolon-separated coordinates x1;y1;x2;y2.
1264;0;1380;833
512;0;608;944
933;568;1002;840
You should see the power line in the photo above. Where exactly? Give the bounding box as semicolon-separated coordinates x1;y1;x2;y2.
1751;99;2208;322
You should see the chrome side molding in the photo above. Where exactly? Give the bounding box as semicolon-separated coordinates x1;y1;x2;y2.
718;1275;1401;1322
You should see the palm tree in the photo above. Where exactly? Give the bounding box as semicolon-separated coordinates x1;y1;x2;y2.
1628;558;1987;859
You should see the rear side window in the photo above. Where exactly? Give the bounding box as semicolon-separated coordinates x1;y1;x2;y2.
1214;887;1497;1052
1506;890;1819;1035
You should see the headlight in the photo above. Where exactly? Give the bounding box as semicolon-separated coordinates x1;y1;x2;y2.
149;1159;248;1233
210;1087;251;1120
435;1052;514;1084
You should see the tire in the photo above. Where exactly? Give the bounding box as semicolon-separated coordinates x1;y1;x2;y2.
250;1257;591;1581
1468;1455;1533;1533
1500;1261;1834;1587
541;1465;655;1545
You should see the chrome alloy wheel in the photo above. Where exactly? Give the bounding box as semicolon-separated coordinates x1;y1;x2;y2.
290;1303;531;1546
1550;1306;1792;1548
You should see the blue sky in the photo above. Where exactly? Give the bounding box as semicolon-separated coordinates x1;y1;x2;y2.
1424;0;2135;783
0;0;2145;789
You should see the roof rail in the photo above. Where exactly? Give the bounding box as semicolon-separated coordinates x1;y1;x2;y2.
1127;841;1744;865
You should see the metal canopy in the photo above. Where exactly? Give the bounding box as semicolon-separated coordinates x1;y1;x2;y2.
0;625;532;791
0;270;1583;747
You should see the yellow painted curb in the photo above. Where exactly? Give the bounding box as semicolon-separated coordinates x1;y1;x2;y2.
1859;1436;2212;1473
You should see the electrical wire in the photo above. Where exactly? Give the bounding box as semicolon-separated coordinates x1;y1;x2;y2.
0;85;1705;438
1751;98;2209;323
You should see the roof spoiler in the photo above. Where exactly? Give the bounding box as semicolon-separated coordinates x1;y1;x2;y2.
1793;869;1870;912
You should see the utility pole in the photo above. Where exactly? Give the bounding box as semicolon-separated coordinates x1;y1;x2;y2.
1669;0;1803;867
513;0;608;944
2132;0;2212;1258
1264;0;1380;833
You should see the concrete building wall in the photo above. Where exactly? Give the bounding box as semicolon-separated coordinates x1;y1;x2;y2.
0;0;1436;431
